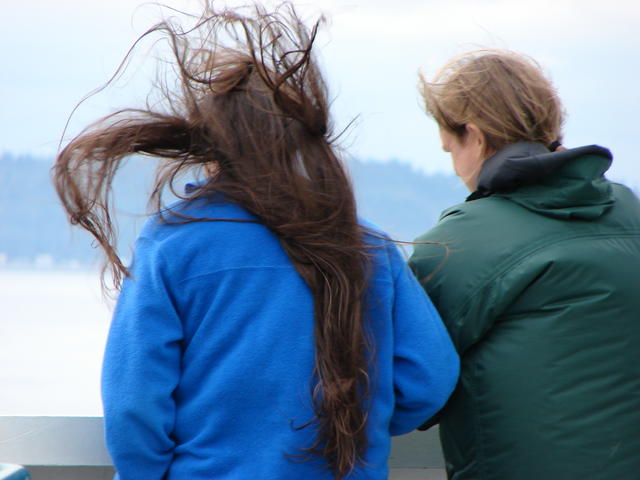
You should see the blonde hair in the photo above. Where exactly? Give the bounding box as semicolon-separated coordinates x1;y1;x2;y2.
420;49;565;153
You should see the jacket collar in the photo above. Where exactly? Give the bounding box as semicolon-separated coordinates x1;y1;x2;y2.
468;142;612;201
466;142;615;220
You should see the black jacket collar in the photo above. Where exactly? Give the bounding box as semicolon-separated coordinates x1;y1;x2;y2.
468;142;612;201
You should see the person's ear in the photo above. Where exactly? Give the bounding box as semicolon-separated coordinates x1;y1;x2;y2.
465;123;484;148
465;123;492;159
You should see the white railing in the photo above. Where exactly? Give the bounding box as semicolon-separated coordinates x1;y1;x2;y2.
0;416;445;480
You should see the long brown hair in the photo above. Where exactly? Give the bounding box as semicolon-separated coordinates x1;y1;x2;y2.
53;3;372;478
420;49;565;152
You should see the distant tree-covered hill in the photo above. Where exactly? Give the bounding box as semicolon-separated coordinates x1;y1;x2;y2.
0;153;465;267
349;158;465;241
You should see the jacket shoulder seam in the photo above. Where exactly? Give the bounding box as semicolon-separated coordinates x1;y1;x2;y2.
449;231;640;322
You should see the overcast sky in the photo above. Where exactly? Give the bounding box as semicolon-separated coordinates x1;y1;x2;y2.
3;0;639;185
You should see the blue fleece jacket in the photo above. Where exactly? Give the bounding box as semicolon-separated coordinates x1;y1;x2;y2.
102;197;459;480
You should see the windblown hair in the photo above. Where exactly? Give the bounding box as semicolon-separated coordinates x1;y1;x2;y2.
53;3;372;478
420;49;565;153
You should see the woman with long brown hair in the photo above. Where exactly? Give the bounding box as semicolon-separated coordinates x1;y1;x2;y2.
54;3;458;479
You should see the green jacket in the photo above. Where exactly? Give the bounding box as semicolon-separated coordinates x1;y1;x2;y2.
409;143;640;480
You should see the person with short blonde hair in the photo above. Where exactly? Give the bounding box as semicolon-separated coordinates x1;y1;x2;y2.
410;49;640;480
420;49;565;190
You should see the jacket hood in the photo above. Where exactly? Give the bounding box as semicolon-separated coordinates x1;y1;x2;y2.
469;142;615;220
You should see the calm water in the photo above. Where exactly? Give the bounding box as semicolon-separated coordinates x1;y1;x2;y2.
1;270;112;415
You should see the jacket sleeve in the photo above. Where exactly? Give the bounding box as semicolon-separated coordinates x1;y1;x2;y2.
102;236;183;480
389;257;460;436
